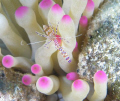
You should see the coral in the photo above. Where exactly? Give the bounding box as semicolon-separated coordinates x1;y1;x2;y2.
0;67;46;101
78;0;120;100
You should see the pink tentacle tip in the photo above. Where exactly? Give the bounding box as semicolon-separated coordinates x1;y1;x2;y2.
61;15;72;24
2;55;14;68
94;70;108;83
39;0;52;9
73;80;84;90
86;0;95;11
31;64;41;74
22;75;32;86
66;72;79;81
15;6;29;18
38;77;50;88
79;16;88;27
51;4;62;14
55;35;62;45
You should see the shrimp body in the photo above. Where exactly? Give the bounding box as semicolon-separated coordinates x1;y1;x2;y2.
54;39;71;63
43;25;71;63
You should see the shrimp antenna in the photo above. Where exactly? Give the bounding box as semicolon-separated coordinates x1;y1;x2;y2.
21;40;46;45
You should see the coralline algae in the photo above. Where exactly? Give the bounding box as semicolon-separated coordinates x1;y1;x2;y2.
78;0;120;100
0;67;46;101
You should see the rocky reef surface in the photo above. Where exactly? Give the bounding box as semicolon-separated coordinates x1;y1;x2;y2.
78;0;120;100
0;67;46;101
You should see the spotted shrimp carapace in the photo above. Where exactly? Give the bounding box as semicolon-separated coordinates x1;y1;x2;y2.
37;23;72;63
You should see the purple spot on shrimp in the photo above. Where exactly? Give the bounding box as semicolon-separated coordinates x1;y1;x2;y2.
66;57;69;60
68;59;72;63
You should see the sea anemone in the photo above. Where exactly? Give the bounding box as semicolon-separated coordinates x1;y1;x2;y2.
0;0;119;100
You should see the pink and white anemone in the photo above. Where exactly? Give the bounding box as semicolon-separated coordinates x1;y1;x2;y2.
0;0;107;100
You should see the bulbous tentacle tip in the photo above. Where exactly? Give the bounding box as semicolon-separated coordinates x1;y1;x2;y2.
15;6;29;18
22;74;32;86
2;55;14;68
